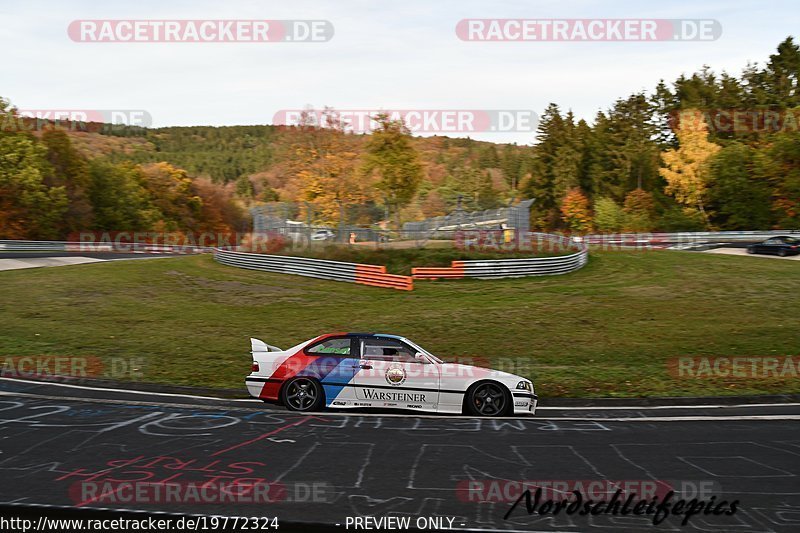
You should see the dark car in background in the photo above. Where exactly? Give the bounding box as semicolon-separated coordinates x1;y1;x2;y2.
747;236;800;256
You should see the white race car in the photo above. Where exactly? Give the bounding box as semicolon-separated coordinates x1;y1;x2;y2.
245;332;537;416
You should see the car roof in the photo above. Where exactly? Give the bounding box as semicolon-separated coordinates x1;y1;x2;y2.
345;332;404;340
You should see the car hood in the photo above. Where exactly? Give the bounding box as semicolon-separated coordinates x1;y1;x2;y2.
438;362;525;384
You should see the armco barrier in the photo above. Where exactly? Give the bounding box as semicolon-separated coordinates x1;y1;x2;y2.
0;240;205;253
414;232;588;280
355;264;414;290
410;266;465;280
413;252;588;280
455;251;588;279
0;240;69;251
214;248;413;291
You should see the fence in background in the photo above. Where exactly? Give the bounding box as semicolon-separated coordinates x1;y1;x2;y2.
213;248;413;291
251;199;536;247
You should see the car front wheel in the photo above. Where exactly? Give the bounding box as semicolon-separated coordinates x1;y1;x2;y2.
282;377;324;412
466;381;510;417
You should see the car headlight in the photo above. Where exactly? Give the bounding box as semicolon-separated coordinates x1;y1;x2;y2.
516;381;532;391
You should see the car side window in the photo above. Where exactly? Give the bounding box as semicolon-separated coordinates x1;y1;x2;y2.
307;337;351;355
361;338;418;363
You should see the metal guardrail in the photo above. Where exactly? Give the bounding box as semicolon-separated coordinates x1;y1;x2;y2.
16;228;794;286
456;250;588;279
1;238;587;285
0;240;207;253
0;240;70;251
414;233;589;280
213;248;413;290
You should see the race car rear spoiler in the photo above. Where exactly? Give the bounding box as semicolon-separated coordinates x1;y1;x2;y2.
251;337;283;353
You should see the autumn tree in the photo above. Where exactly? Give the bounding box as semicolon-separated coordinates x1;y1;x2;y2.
360;114;423;228
290;108;373;226
594;197;624;232
560;188;592;232
88;160;155;230
659;109;721;227
0;132;67;239
139;162;200;231
192;178;246;232
420;189;447;217
622;188;656;232
755;132;800;228
42;130;93;235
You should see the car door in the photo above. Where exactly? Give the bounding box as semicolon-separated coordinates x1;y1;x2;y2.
756;238;775;254
769;238;786;254
353;336;440;411
302;336;360;406
763;238;778;254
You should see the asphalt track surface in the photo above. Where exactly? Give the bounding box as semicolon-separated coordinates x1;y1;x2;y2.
0;378;798;532
0;252;187;271
704;247;800;261
0;251;186;260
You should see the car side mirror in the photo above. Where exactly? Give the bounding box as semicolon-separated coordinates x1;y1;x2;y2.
414;352;427;363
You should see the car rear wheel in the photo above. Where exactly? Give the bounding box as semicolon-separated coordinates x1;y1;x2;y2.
466;382;510;417
779;249;787;257
282;377;324;412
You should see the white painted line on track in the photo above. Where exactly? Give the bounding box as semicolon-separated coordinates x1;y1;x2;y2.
2;377;797;413
1;390;797;422
536;403;800;410
0;376;259;402
0;390;265;413
536;415;800;421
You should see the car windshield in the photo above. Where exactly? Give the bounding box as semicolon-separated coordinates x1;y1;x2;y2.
402;338;443;363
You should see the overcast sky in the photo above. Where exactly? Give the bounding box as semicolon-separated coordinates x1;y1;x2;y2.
2;0;798;144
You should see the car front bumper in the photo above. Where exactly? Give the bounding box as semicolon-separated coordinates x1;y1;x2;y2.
512;392;538;415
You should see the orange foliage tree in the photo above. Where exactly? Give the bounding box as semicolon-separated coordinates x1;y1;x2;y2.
560;187;592;232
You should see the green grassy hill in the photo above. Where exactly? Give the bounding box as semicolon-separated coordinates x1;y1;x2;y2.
1;251;798;398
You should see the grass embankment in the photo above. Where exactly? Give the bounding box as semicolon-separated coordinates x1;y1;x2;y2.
0;251;798;398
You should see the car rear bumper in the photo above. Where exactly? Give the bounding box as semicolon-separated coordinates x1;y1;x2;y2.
246;376;281;401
